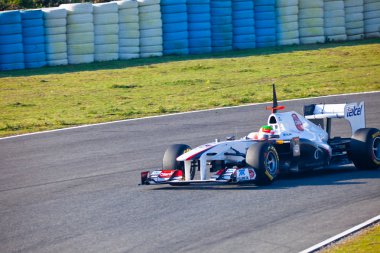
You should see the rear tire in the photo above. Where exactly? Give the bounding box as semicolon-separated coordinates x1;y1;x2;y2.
163;144;195;179
246;142;280;186
350;128;380;170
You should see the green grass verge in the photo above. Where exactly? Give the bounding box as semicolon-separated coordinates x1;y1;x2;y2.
321;223;380;253
1;39;379;137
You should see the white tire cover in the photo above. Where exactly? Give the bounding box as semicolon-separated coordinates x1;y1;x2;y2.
119;46;140;54
47;59;68;66
324;1;344;10
45;42;67;54
299;0;323;9
325;17;346;28
299;18;324;28
42;8;67;19
140;45;163;53
364;10;380;20
345;13;364;23
119;22;139;31
95;34;118;44
139;28;162;37
324;10;345;18
68;43;94;55
139;11;161;20
67;23;94;33
276;0;298;7
45;34;66;43
119;53;140;59
139;18;162;29
326;34;347;41
347;34;365;40
299;27;324;37
277;38;300;46
95;53;119;62
119;38;139;47
139;5;160;14
60;3;93;14
67;32;94;44
119;14;139;23
325;26;346;35
345;6;364;14
68;54;94;64
344;0;363;8
140;36;163;46
117;0;138;9
277;30;299;40
140;52;163;58
119;29;140;38
94;13;118;25
277;14;298;23
365;17;380;27
95;43;118;53
364;2;380;12
44;18;66;28
346;27;364;35
67;13;93;24
93;2;118;13
299;8;324;19
137;0;160;7
276;6;298;16
45;26;66;35
365;31;380;38
94;24;118;35
46;52;67;61
278;21;299;32
346;20;364;29
119;8;139;16
300;35;325;44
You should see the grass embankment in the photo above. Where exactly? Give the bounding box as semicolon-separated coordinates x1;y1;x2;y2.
321;223;380;253
1;39;380;137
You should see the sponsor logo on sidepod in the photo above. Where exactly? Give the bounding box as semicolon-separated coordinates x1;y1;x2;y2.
292;113;304;131
346;105;363;117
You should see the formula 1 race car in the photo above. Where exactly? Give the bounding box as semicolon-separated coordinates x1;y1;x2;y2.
140;85;380;186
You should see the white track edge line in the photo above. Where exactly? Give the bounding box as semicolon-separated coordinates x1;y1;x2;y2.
1;90;379;141
299;214;380;253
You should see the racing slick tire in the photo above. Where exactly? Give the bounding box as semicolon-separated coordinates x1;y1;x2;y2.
246;142;280;186
163;144;195;179
350;128;380;170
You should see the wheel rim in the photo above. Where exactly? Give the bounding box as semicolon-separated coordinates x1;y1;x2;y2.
373;137;380;161
265;151;278;176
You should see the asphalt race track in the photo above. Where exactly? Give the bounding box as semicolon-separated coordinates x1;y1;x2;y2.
1;92;379;253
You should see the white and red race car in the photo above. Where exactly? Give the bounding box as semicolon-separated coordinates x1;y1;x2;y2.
141;85;380;186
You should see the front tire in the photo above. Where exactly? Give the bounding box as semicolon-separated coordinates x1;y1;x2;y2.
163;144;195;179
246;142;280;186
350;128;380;170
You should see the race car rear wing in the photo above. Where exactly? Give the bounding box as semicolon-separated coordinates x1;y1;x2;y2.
304;102;365;136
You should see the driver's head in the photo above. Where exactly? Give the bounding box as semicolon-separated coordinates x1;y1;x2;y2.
258;125;275;139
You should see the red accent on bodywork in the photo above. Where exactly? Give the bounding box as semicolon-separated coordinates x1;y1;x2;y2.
172;170;183;177
159;170;176;178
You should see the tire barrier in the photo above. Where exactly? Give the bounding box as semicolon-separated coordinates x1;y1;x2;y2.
61;3;94;64
21;9;46;68
93;2;119;62
276;0;300;46
364;0;380;38
211;0;233;52
0;10;25;70
344;0;364;40
161;0;189;55
255;0;277;48
324;0;347;42
138;0;163;58
42;8;68;66
187;0;212;54
299;0;325;44
118;0;140;60
1;0;380;71
232;0;256;50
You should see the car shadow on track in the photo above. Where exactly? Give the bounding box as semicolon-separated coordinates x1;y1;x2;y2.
150;166;380;191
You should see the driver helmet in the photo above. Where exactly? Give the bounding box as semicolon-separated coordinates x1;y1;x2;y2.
258;125;275;139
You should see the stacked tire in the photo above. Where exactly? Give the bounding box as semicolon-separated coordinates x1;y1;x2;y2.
138;0;163;58
299;0;325;44
364;0;380;38
232;0;256;50
211;0;233;52
0;11;24;71
276;0;300;46
324;0;347;42
255;0;277;48
161;0;189;55
93;2;119;62
187;0;212;54
344;0;364;40
117;0;140;60
21;10;46;69
43;8;68;66
61;3;94;64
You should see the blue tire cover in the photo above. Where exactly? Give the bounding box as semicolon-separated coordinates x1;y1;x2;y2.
162;13;188;24
0;62;25;71
233;10;254;20
211;8;232;16
256;41;276;48
0;43;24;54
23;43;45;53
0;10;21;25
161;0;186;5
23;36;44;44
189;30;211;38
0;24;22;35
22;18;44;28
256;35;276;43
0;52;24;64
25;61;46;69
163;22;188;33
234;34;256;43
255;0;275;5
163;31;188;40
232;1;254;11
188;13;210;22
211;16;232;25
233;26;255;35
187;4;210;14
212;24;233;33
161;4;186;14
163;48;189;55
233;42;256;50
255;5;275;13
189;46;212;54
22;27;44;37
21;9;43;20
212;46;232;52
0;34;23;44
233;18;255;27
187;0;210;4
188;22;211;30
255;28;276;36
254;12;276;20
211;1;231;8
255;19;276;28
24;52;46;62
164;39;188;49
189;37;211;47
